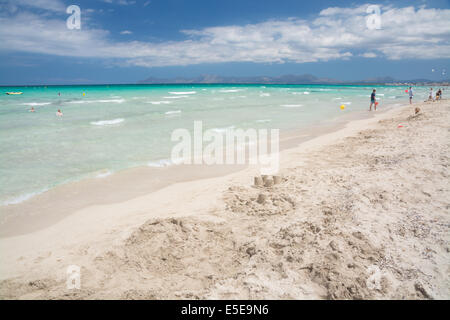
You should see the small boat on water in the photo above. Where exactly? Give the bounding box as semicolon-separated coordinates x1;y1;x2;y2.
5;92;23;95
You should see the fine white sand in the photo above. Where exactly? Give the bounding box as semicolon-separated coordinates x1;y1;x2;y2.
0;100;449;299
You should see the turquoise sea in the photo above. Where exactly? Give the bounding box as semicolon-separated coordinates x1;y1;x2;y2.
0;84;430;206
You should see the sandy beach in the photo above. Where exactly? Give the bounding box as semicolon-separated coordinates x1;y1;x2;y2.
1;99;449;300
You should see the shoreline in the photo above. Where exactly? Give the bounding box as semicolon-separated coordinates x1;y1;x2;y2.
0;102;393;237
0;102;409;258
0;99;448;299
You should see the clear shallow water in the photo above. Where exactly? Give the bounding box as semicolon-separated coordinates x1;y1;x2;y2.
0;84;430;205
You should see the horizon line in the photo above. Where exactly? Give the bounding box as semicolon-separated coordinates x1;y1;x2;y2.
2;81;450;88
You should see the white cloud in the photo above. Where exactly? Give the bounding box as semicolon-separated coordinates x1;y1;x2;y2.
319;5;368;17
0;4;448;67
120;30;133;35
0;0;66;12
101;0;136;5
118;0;136;5
361;52;377;58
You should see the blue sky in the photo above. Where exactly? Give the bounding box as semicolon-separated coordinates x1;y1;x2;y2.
0;0;449;85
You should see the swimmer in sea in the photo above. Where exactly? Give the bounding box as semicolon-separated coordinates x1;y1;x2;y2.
56;109;63;117
29;107;35;112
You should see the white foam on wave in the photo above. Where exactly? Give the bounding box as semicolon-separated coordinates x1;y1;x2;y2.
256;119;272;123
1;189;48;206
333;97;343;100
163;96;189;99
260;93;271;97
219;89;242;93
21;102;51;106
91;118;124;126
281;104;303;108
291;92;310;95
95;170;112;178
146;101;172;105
168;91;196;95
165;110;181;115
211;126;235;133
342;102;352;105
147;159;173;168
69;99;125;104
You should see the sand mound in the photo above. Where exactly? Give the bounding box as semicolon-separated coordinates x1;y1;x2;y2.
0;278;58;300
225;184;296;216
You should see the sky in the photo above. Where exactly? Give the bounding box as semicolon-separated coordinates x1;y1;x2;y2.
0;0;449;85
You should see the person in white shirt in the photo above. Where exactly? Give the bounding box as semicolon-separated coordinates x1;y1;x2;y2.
408;87;413;104
428;88;434;101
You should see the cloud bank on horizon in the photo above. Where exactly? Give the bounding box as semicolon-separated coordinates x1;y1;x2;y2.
0;0;449;68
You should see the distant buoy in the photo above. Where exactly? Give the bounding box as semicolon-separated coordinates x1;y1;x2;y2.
405;89;408;93
83;92;85;96
340;105;345;110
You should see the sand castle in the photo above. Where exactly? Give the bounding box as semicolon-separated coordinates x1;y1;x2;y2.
254;175;283;187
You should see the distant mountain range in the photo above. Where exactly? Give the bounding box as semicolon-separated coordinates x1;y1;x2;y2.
138;74;449;85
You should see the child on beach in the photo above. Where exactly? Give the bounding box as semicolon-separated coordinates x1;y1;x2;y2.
369;89;376;111
56;109;63;117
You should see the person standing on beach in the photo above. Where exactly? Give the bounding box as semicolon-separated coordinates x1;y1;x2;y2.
428;88;434;101
436;88;441;101
56;109;63;117
369;89;376;111
408;87;413;104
